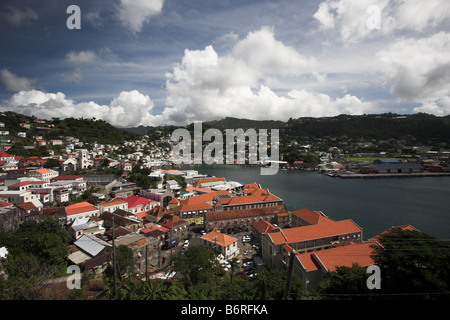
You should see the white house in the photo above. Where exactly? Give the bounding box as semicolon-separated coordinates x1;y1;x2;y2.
0;190;40;204
27;168;59;182
98;199;128;214
200;231;239;260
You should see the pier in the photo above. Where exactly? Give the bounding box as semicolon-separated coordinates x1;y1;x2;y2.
335;172;450;179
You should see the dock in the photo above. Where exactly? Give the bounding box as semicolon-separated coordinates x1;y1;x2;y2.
335;172;450;179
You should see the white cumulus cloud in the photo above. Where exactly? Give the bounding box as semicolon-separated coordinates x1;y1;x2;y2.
116;0;164;32
0;89;158;128
162;27;373;125
376;32;450;115
313;0;450;43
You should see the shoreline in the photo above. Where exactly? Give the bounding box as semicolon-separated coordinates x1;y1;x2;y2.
334;172;450;179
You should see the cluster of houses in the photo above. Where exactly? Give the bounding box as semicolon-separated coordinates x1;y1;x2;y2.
0;116;430;291
0;157;420;290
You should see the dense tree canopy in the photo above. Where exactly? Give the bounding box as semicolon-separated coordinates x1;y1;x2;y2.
371;227;450;299
315;228;450;300
0;219;71;299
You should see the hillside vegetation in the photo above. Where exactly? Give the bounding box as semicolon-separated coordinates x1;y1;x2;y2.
0;111;139;146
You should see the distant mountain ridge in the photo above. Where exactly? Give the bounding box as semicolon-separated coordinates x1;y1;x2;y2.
121;113;450;145
3;111;448;146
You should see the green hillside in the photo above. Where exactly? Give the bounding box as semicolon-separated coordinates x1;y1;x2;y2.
0;111;139;147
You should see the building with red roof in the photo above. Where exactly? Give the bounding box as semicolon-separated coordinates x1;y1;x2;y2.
65;201;99;225
290;241;382;290
112;195;157;214
217;183;283;211
204;205;288;233
291;208;334;227
171;202;214;225
261;218;363;269
200;230;239;260
157;213;189;239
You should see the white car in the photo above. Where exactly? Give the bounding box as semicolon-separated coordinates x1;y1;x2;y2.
183;240;189;248
221;262;231;270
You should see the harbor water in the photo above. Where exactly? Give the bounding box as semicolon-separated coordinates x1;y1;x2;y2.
182;165;450;240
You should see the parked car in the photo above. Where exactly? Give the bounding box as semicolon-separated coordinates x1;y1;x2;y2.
183;239;189;248
242;235;251;242
242;261;253;268
221;262;231;271
243;250;252;255
252;243;261;250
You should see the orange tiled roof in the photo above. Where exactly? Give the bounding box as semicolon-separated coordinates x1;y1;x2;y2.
269;220;362;245
302;241;381;272
35;168;52;174
180;190;231;205
147;205;172;219
185;186;215;193
292;208;334;225
241;182;261;193
172;202;213;212
205;205;287;221
66;201;98;216
158;213;188;229
99;200;127;207
253;220;277;234
201;230;237;247
193;177;225;186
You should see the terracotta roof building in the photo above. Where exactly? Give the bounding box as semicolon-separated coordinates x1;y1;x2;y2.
261;218;363;269
204;204;288;233
171;202;214;225
157;213;189;239
252;220;278;239
291;241;382;290
217;183;283;211
65;201;99;225
291;208;334;227
201;230;239;260
145;205;173;224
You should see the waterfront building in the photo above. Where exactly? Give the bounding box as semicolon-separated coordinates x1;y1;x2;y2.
290;241;381;290
204;205;288;233
291;208;333;227
261;219;363;269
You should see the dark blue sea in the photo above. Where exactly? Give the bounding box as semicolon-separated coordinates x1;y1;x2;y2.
182;165;450;240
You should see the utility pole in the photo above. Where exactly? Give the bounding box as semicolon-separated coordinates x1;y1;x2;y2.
145;244;149;283
283;248;296;300
111;215;117;299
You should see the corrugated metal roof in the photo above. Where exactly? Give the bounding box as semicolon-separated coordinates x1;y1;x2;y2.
74;234;111;257
68;250;91;264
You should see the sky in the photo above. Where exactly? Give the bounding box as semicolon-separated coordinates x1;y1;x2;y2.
0;0;449;128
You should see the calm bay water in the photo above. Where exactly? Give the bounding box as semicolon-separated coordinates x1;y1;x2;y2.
183;165;450;240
